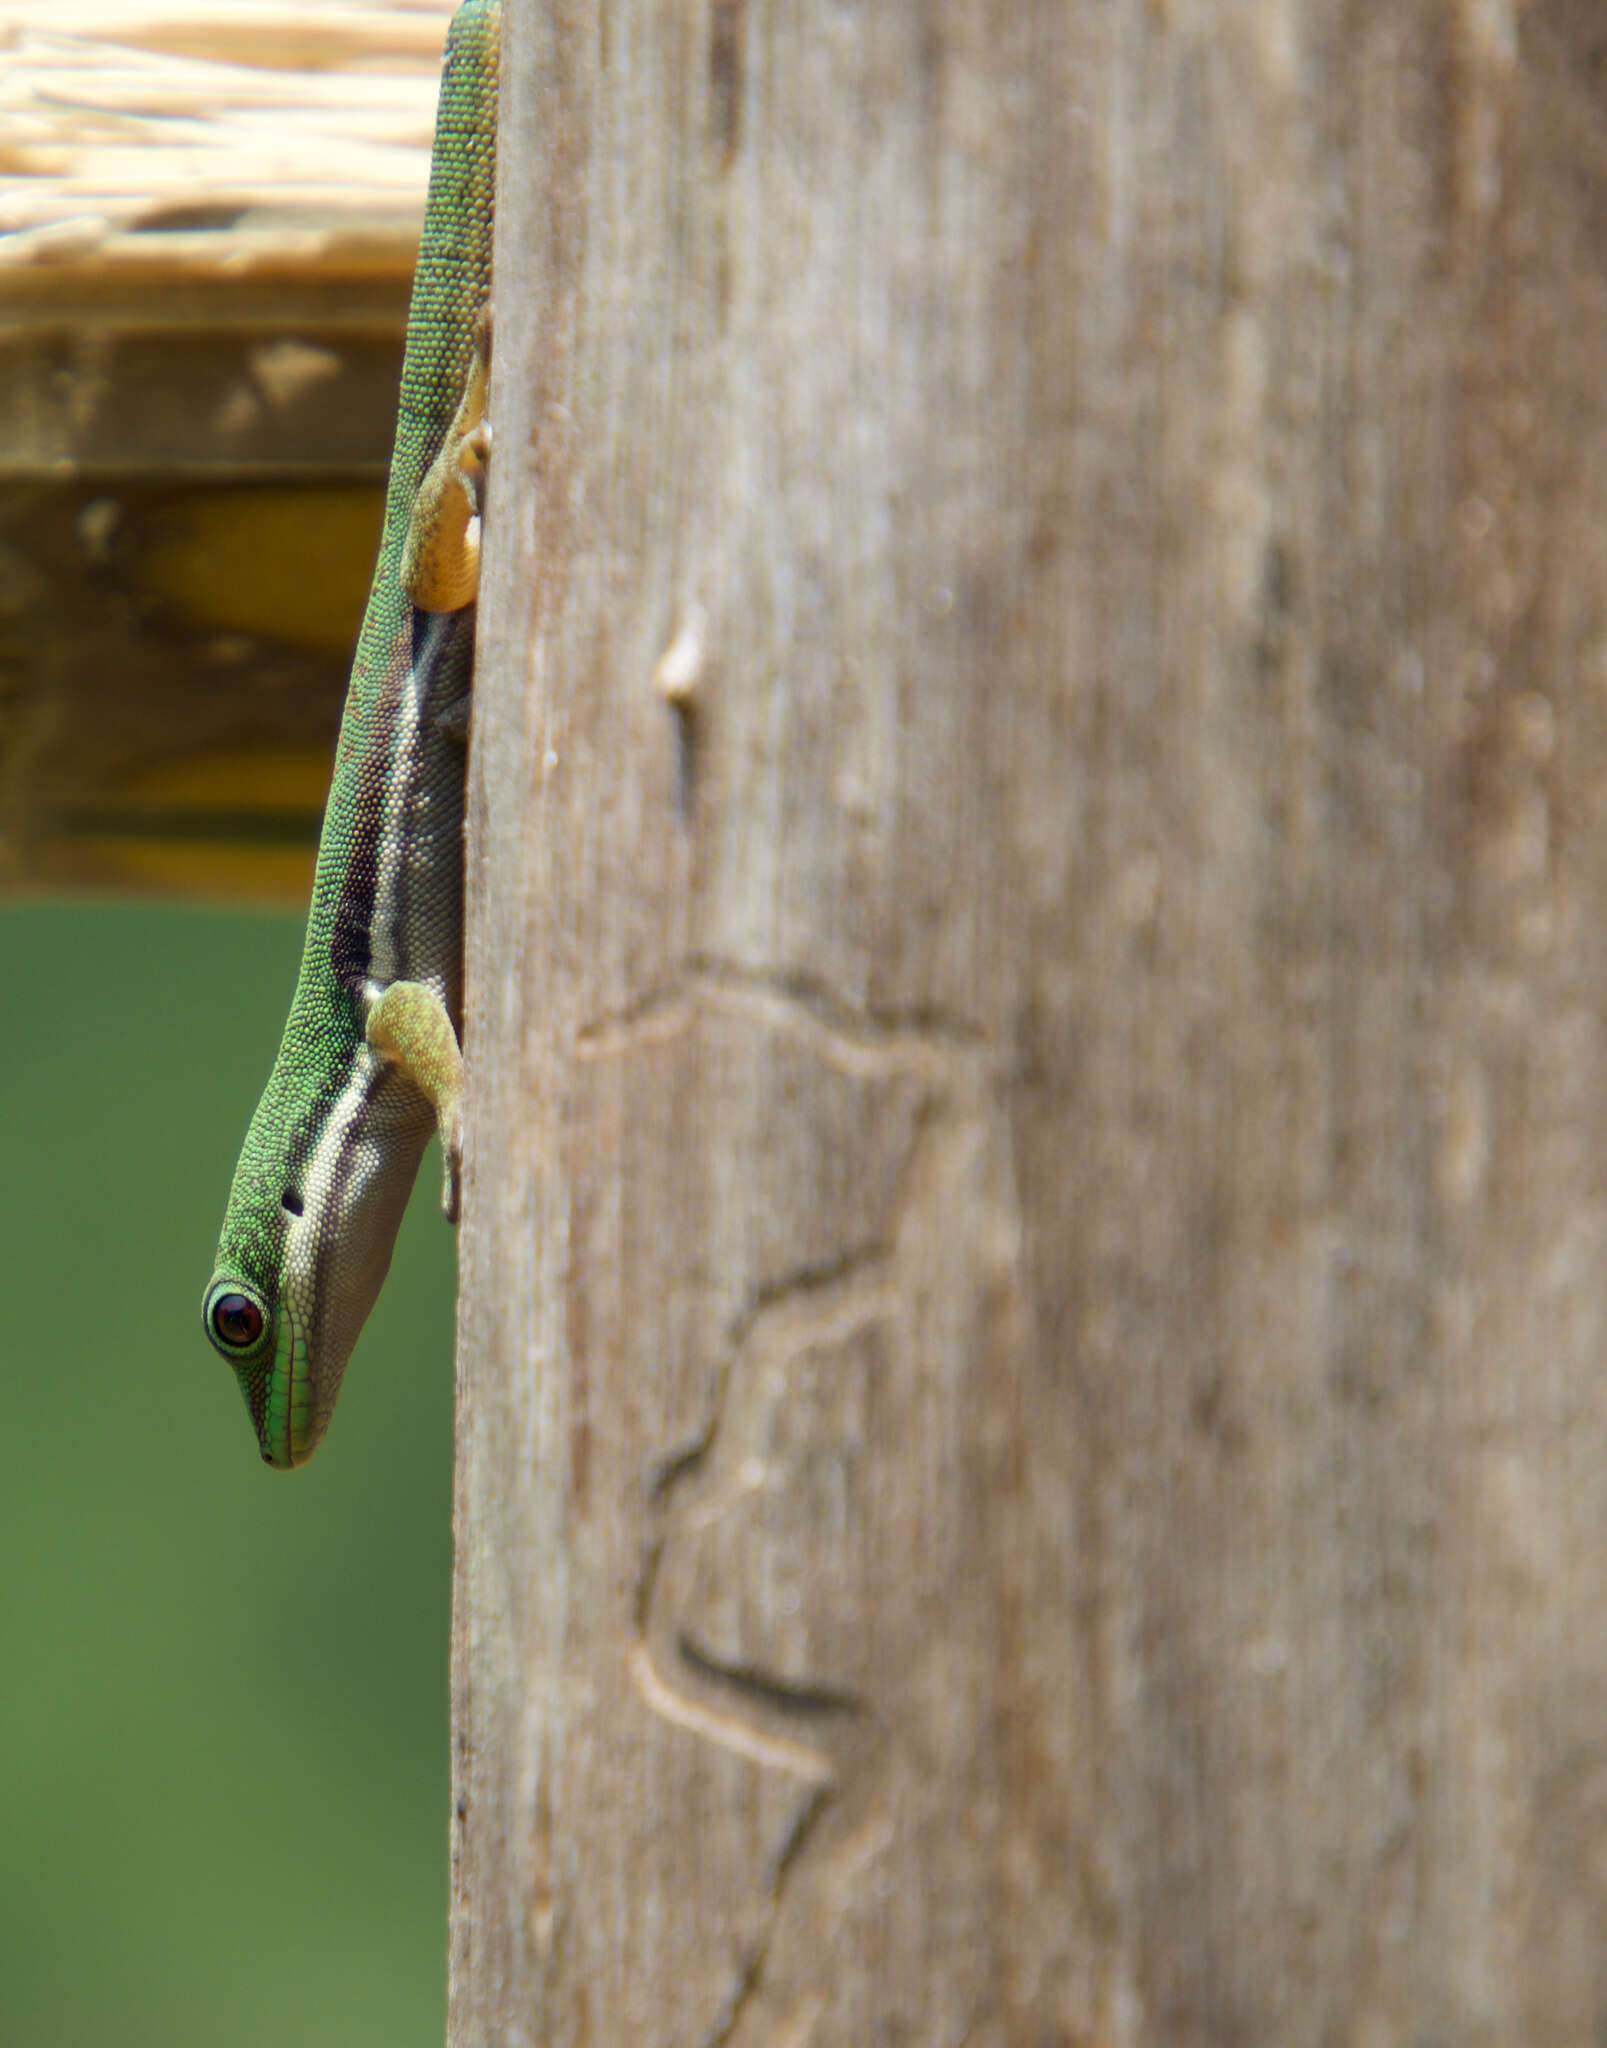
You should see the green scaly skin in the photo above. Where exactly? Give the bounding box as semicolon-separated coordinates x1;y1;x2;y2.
201;0;499;1468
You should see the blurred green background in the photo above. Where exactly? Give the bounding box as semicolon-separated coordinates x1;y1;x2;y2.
0;901;456;2048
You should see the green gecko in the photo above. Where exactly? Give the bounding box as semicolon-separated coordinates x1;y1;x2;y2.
202;0;499;1468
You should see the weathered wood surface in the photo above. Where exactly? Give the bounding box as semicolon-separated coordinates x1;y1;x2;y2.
0;0;456;258
454;2;1607;2040
0;0;457;898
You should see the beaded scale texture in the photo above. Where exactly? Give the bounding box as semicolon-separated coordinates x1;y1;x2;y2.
201;1;499;1468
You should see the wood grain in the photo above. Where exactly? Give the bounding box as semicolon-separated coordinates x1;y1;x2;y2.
0;0;460;898
454;1;1607;2039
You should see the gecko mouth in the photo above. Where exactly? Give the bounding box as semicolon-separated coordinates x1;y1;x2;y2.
258;1306;308;1471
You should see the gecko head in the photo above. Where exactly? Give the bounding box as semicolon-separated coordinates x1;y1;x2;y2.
202;1153;409;1470
202;1271;328;1470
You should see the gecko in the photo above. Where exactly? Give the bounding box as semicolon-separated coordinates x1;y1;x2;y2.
201;0;499;1468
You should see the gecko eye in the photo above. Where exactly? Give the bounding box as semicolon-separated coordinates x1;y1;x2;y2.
209;1291;265;1352
203;1277;268;1361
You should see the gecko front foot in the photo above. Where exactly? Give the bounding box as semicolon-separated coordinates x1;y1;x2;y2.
364;980;465;1222
400;303;493;615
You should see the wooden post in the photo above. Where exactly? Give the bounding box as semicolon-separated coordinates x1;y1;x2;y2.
452;2;1607;2038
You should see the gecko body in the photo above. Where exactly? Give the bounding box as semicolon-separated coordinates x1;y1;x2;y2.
202;0;499;1468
